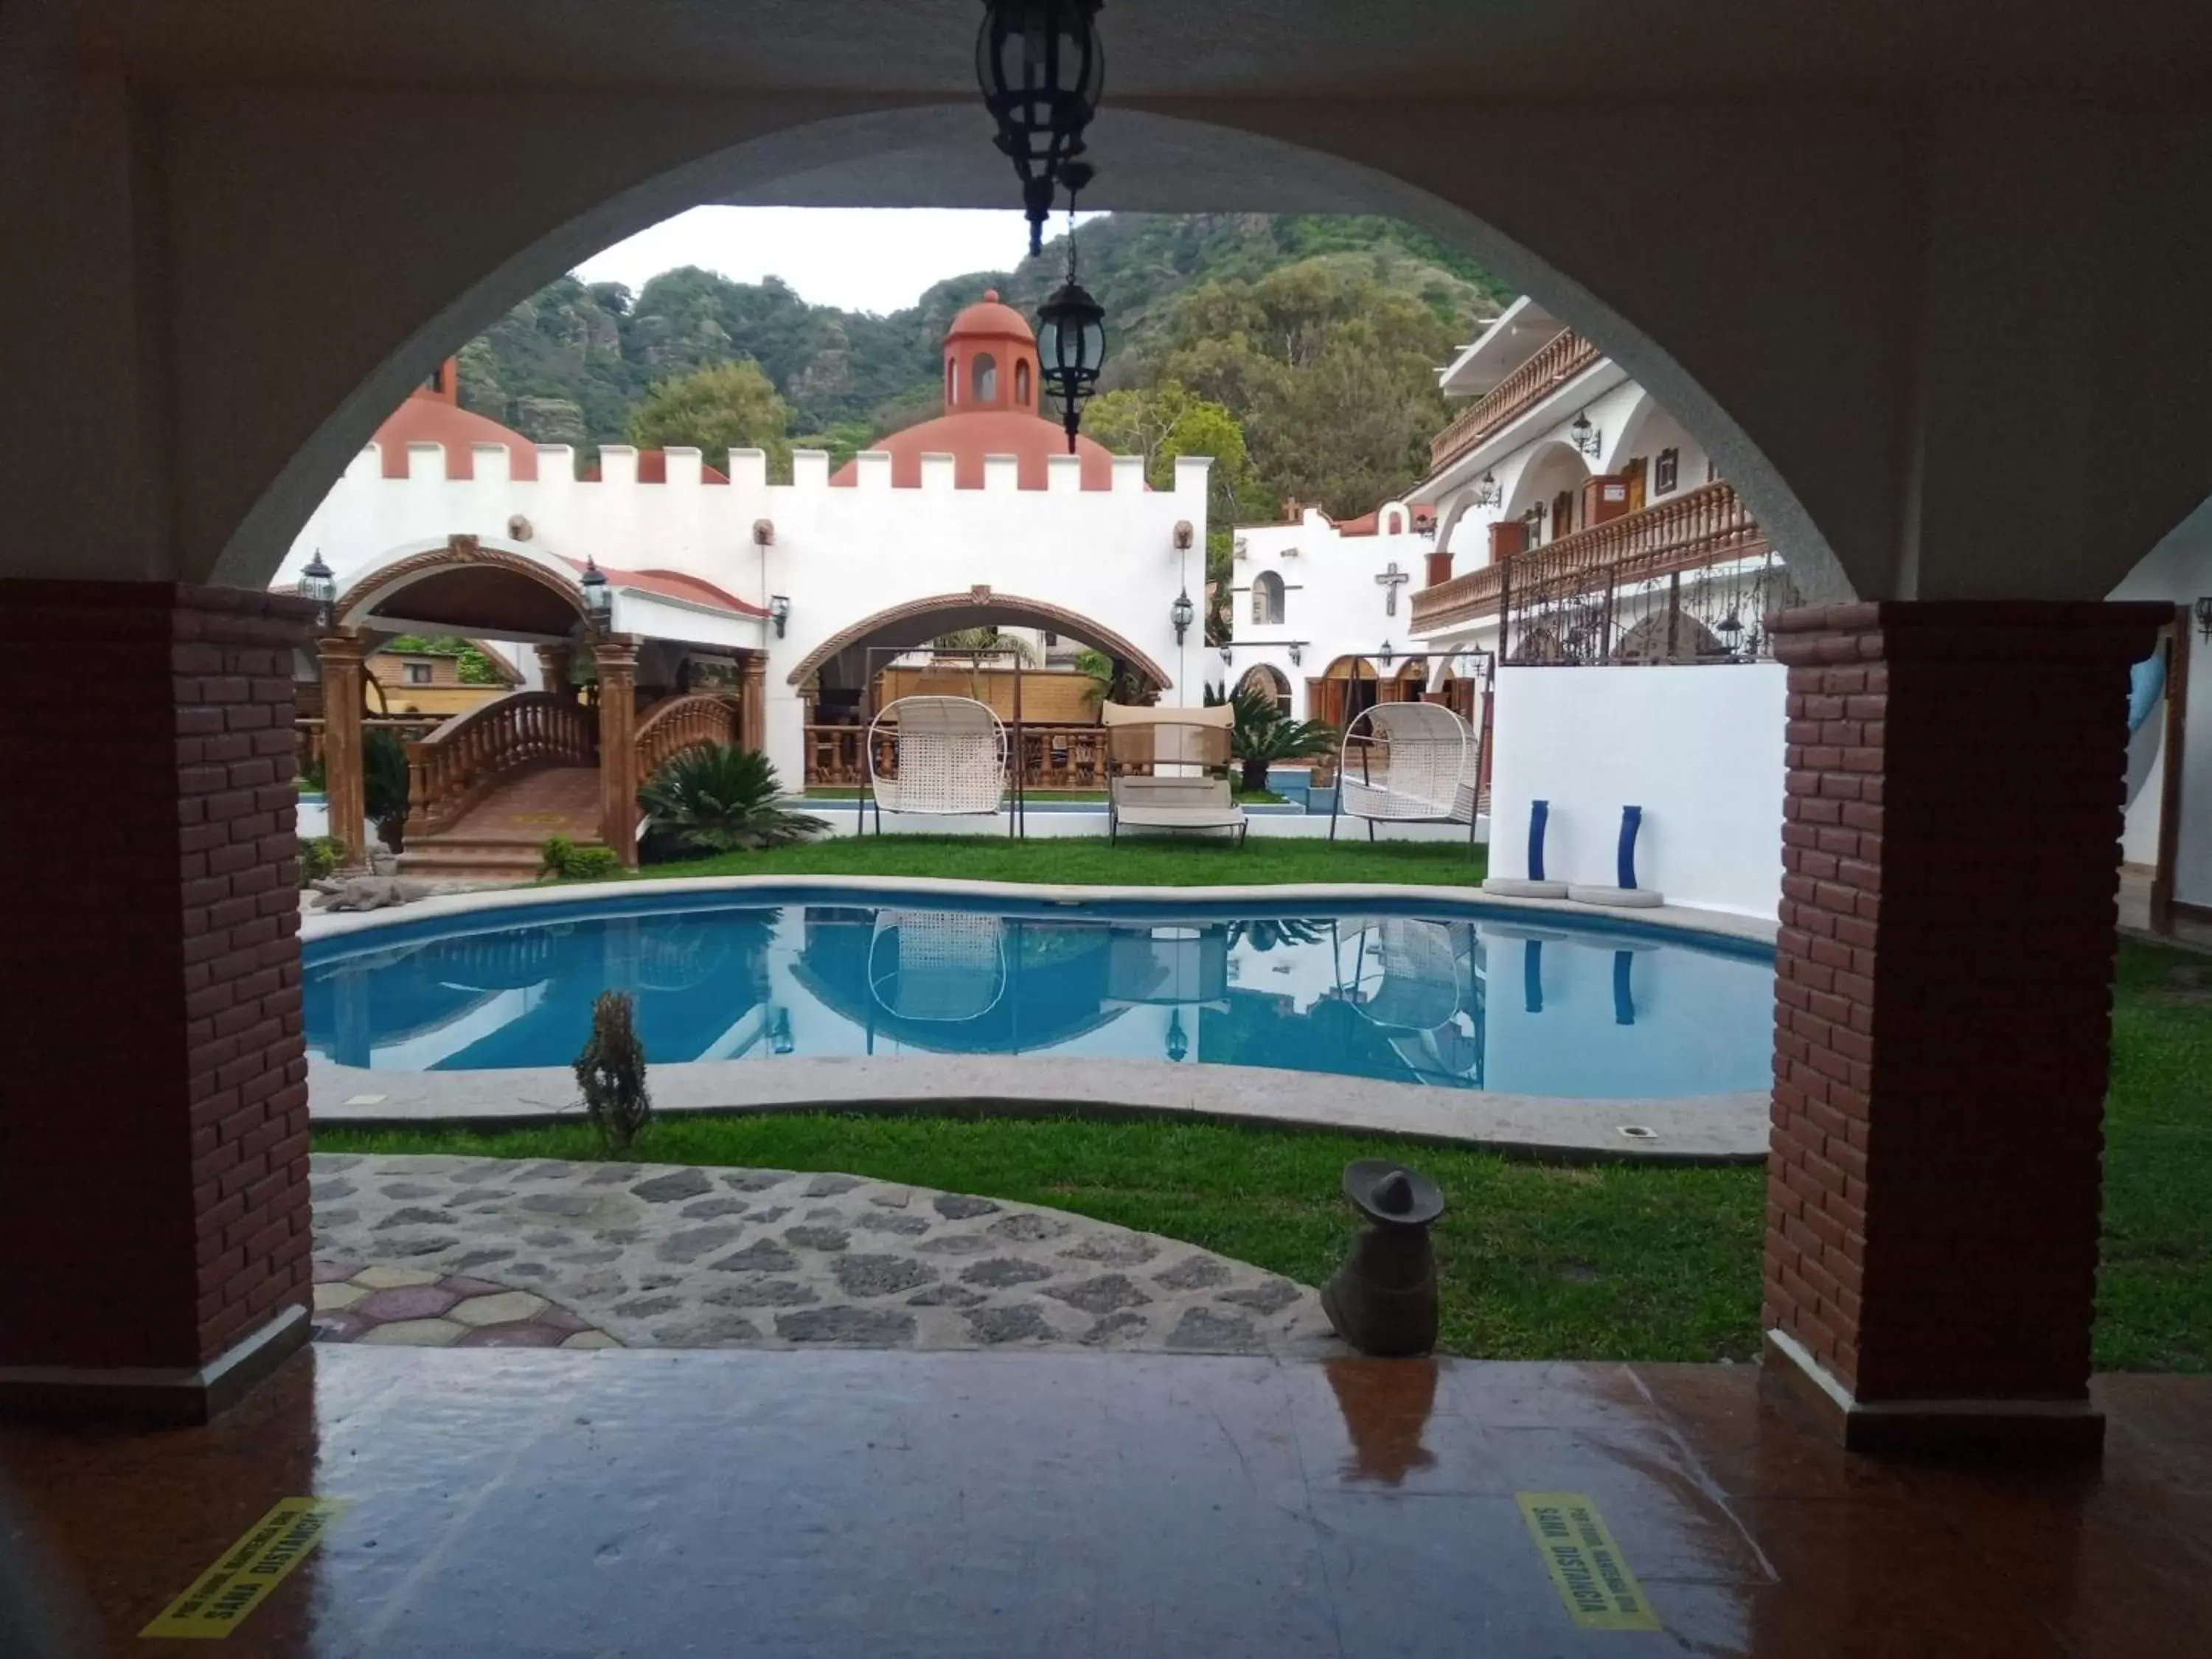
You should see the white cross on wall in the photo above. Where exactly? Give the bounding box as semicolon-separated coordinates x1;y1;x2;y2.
1376;561;1410;616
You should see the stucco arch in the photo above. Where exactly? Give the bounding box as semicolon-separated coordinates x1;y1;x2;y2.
195;102;1854;609
1504;441;1592;529
786;589;1172;692
333;534;591;641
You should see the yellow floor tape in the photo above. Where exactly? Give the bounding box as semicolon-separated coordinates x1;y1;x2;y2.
1517;1492;1663;1632
141;1498;348;1640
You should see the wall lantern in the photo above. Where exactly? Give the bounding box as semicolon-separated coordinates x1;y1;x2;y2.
300;551;335;627
2197;596;2212;641
1571;411;1603;459
1036;223;1107;451
1379;640;1395;668
1717;610;1745;650
1171;588;1196;645
580;557;612;627
975;0;1106;257
769;594;792;639
1287;642;1303;667
1473;470;1502;508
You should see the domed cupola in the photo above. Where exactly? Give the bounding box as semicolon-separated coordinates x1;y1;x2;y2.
942;290;1040;416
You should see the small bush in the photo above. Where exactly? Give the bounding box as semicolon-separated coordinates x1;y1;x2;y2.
574;990;650;1155
296;835;349;887
299;754;327;792
538;835;622;882
637;745;827;855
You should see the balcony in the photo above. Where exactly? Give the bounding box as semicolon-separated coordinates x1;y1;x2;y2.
1427;328;1604;475
1411;481;1770;634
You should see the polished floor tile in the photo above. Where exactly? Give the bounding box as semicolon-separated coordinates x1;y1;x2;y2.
2;1347;2206;1658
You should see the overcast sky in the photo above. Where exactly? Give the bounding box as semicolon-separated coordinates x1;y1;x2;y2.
575;206;1108;315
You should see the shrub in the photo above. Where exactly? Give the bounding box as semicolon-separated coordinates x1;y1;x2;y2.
1211;684;1338;795
299;753;327;792
574;990;650;1155
362;726;412;851
638;745;827;855
538;835;622;882
296;835;349;886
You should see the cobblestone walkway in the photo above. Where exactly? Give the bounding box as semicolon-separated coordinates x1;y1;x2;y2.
312;1154;1334;1354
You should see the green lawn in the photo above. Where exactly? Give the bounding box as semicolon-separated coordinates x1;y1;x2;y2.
310;935;2209;1371
616;833;1485;888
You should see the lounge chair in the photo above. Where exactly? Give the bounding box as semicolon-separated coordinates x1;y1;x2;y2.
863;695;1008;832
867;911;1006;1023
1330;701;1481;844
1101;701;1248;844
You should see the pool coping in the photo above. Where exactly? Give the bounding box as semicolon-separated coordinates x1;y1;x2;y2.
302;875;1777;1164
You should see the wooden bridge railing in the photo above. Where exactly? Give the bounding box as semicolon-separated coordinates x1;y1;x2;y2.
804;723;1113;790
634;693;743;787
403;692;597;838
295;715;439;777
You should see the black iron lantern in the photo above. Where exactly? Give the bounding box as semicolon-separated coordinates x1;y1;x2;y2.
1571;409;1602;458
1170;588;1195;644
1036;264;1106;451
975;0;1106;257
1166;1009;1189;1063
300;551;335;627
1473;470;1501;507
580;557;612;628
2197;596;2212;642
769;594;792;640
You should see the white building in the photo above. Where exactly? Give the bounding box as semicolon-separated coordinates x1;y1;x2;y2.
277;294;1212;868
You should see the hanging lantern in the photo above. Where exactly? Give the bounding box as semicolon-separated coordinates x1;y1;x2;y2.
1036;255;1106;450
1473;470;1501;508
1170;588;1195;644
1571;410;1602;459
975;0;1106;257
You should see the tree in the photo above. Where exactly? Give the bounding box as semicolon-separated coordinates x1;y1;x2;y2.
626;360;792;473
932;627;1038;702
1210;684;1338;795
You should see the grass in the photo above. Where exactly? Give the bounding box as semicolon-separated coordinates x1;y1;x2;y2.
310;915;2208;1370
615;834;1486;888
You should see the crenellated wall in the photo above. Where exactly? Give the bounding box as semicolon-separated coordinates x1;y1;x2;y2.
282;445;1211;785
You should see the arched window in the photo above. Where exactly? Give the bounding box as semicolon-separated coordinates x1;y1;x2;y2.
1015;359;1032;407
1251;570;1285;626
1382;505;1407;535
973;353;998;403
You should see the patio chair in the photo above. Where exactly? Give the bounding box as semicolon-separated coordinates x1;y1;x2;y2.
1329;701;1481;844
863;695;1008;833
1101;701;1248;845
867;911;1007;1023
1335;917;1482;1085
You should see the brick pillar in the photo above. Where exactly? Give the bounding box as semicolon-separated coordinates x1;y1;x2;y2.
0;582;316;1420
1763;600;2168;1455
595;636;640;867
1424;549;1453;588
739;652;767;754
316;631;367;865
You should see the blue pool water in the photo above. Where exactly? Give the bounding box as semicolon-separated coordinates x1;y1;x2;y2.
303;890;1775;1098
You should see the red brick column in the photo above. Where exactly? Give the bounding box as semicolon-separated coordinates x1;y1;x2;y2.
1763;600;2167;1454
0;582;316;1420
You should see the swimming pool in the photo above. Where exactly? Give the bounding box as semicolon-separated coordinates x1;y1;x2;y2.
303;889;1773;1099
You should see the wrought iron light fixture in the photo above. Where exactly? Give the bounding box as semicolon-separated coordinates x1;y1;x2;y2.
769;594;792;639
975;0;1105;257
580;557;612;627
1379;640;1395;669
1571;410;1602;459
1473;470;1501;508
1170;588;1195;645
300;552;335;627
1166;1009;1189;1063
2197;596;2212;641
1036;201;1106;451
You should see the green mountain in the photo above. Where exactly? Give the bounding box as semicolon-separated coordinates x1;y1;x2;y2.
459;212;1510;465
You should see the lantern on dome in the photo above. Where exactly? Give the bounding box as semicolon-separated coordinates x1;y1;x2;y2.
975;0;1106;257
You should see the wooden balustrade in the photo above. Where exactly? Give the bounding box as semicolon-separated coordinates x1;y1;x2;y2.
403;692;597;837
1429;329;1604;473
803;723;1111;790
1411;481;1769;633
633;693;742;787
294;716;439;778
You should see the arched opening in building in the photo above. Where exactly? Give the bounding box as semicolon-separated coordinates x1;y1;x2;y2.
1014;358;1032;409
972;352;998;405
1309;654;1380;729
1504;442;1593;549
1234;662;1292;716
1251;570;1285;626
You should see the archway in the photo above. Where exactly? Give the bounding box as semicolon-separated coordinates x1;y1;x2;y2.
1309;654;1380;730
787;590;1173;699
1234;662;1292;716
1504;442;1592;547
1250;570;1286;626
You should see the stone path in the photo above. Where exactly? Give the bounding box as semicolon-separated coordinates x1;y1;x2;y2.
313;1262;617;1349
312;1154;1335;1354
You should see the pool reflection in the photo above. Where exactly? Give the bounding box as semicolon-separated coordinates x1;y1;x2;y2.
305;901;1771;1098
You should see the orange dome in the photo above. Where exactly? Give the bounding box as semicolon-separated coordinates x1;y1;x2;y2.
831;412;1117;491
945;288;1037;347
373;387;541;480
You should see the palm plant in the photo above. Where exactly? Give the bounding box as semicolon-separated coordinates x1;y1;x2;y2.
637;745;827;855
1214;684;1338;795
932;627;1037;702
1074;647;1150;713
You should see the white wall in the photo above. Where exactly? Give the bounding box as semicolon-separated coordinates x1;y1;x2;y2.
2112;498;2212;907
1487;664;1788;917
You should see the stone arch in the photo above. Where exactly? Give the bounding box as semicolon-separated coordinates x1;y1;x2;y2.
204;105;1851;607
785;590;1172;692
1234;662;1292;714
333;534;591;640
